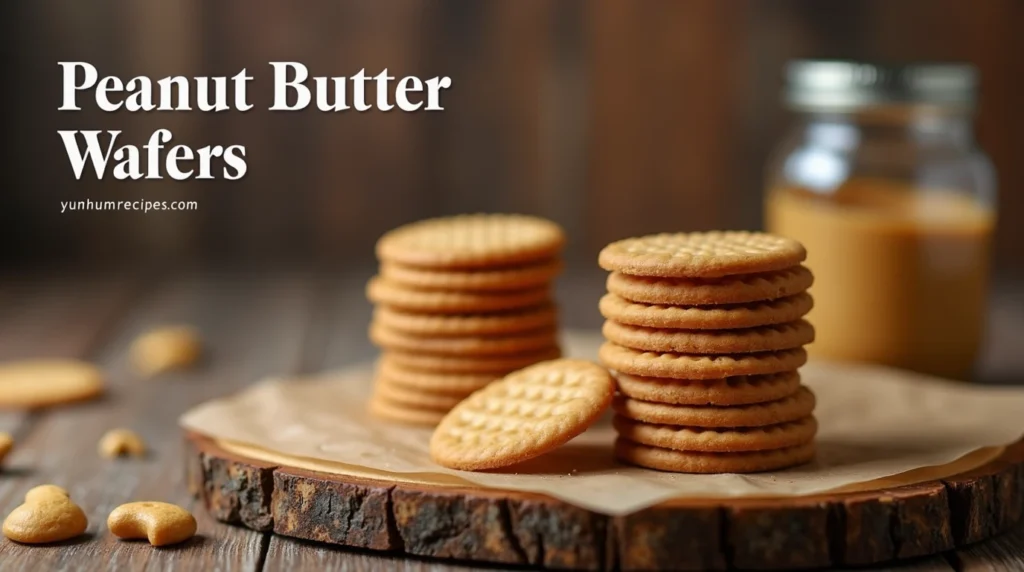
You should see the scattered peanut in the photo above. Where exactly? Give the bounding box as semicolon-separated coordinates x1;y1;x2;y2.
107;502;196;547
130;326;203;377
3;485;88;544
98;429;146;459
0;433;12;466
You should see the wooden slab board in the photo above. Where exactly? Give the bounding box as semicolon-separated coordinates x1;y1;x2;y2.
186;432;1024;571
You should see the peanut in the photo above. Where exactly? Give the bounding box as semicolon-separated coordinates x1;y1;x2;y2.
3;485;88;544
0;432;12;466
130;326;203;377
98;429;146;458
107;502;196;547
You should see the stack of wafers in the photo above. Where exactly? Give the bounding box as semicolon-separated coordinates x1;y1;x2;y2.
596;231;818;473
366;214;566;425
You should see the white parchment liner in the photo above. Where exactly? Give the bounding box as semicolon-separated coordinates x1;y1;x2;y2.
180;332;1024;515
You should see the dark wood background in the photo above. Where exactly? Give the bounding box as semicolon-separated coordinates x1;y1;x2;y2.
5;0;1023;273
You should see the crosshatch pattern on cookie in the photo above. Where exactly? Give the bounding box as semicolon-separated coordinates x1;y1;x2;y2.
429;359;614;471
599;292;813;330
601;319;815;354
613;371;802;406
370;322;559;356
376;214;566;269
614;438;816;473
598;231;806;278
599;342;808;380
366;277;551;314
606;266;814;305
612;415;818;453
612;386;815;427
380;259;563;292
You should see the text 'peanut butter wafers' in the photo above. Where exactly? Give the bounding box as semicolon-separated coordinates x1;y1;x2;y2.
599;231;806;278
430;359;614;471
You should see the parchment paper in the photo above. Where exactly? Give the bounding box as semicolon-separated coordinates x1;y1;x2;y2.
180;332;1024;515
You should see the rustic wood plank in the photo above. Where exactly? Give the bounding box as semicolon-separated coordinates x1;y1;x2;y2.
949;521;1024;572
0;272;316;571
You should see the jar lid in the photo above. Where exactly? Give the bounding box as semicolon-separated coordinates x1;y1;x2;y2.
784;60;977;112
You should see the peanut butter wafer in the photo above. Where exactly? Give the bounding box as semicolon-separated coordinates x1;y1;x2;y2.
380;260;563;292
615;438;816;473
602;319;815;354
599;292;813;330
614;371;801;405
385;347;562;374
606;266;813;305
367;277;550;314
613;386;815;427
599;342;807;380
370;322;558;356
613;415;818;453
373;305;557;337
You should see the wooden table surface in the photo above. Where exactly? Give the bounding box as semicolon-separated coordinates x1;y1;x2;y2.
0;270;1022;571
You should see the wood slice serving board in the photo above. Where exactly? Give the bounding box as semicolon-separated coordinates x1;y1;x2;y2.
186;432;1024;570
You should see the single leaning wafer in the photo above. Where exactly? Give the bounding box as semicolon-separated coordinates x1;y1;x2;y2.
385;347;562;374
380;260;563;292
370;322;558;356
599;231;806;278
614;371;801;406
430;359;614;471
374;304;557;337
615;438;816;474
376;214;565;269
377;357;499;394
613;386;815;427
613;415;818;453
606;266;814;305
599;342;807;380
599;292;813;330
602;319;815;354
367;277;550;314
0;359;105;409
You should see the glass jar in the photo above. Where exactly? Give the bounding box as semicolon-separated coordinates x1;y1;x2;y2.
765;61;997;380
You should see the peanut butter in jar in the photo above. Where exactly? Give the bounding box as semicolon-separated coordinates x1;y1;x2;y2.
766;61;997;380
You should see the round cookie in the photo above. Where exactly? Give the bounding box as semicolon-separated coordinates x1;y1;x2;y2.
376;214;565;269
370;322;558;356
380;260;563;292
599;292;813;330
606;266;814;306
385;347;562;374
601;319;815;354
613;415;818;453
615;438;816;474
368;394;448;426
612;386;815;427
374;305;558;337
377;358;499;394
599;342;807;380
0;359;105;409
372;377;467;411
430;359;614;471
366;277;550;314
598;232;806;278
614;371;801;406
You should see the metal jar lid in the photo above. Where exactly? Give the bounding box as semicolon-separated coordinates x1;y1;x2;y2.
784;60;978;112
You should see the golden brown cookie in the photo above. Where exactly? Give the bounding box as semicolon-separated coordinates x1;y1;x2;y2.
370;322;559;357
613;415;817;453
366;277;550;314
0;359;105;409
373;305;558;337
368;394;448;426
130;325;203;377
376;214;565;269
430;359;614;471
606;266;814;305
380;260;563;292
377;357;499;394
613;386;815;427
601;319;815;354
615;438;816;473
599;342;807;380
599;292;813;330
373;376;468;411
614;371;801;406
385;347;562;374
599;232;806;278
